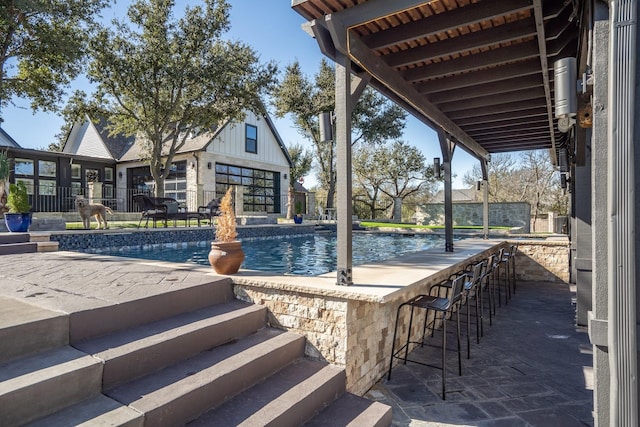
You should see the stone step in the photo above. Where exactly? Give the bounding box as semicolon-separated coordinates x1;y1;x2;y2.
0;346;103;426
0;297;68;364
69;278;235;342
189;358;345;427
0;242;38;255
0;233;30;244
25;394;143;427
74;301;267;389
303;393;393;427
107;328;305;426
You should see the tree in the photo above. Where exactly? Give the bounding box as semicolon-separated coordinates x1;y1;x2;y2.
463;150;569;228
272;59;406;208
353;140;435;219
85;0;277;196
0;0;109;115
286;143;312;219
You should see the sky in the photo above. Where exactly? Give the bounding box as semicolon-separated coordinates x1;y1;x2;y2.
1;0;478;188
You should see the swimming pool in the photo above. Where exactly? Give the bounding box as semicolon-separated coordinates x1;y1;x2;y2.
90;232;449;275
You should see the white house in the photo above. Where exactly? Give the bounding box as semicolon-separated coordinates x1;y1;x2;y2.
63;110;293;214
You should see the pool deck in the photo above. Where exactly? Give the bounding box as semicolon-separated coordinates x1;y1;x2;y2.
0;237;592;425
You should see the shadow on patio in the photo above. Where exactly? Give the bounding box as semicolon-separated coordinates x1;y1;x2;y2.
366;281;593;427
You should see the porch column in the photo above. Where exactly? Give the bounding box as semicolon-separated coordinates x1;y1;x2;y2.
480;159;489;239
438;130;455;252
335;53;354;285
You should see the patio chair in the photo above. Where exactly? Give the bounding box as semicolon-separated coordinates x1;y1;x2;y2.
479;254;498;333
132;194;169;228
388;273;466;400
198;198;221;225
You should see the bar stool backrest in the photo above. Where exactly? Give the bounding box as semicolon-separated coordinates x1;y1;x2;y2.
449;274;466;305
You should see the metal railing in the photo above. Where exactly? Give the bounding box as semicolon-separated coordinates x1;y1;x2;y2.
23;186;289;215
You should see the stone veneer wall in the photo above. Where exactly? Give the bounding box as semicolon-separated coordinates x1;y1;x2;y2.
232;244;501;395
511;239;570;283
422;202;531;233
233;238;570;395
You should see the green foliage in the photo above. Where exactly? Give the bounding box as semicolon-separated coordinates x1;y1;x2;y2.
0;150;9;182
272;59;406;208
85;0;277;196
0;0;109;115
286;143;312;219
7;181;30;213
353;140;435;219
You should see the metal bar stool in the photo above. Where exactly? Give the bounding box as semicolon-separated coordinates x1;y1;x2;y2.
388;274;466;400
503;243;518;295
479;254;497;334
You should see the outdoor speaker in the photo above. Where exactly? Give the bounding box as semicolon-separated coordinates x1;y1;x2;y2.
319;112;333;142
554;58;577;118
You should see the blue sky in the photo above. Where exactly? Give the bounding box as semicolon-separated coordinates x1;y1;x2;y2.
1;0;477;188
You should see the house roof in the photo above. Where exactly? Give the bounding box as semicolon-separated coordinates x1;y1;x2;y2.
292;0;583;165
431;187;478;203
0;128;21;148
83;108;293;168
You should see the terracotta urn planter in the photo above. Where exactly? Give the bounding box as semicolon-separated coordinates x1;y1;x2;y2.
208;241;244;274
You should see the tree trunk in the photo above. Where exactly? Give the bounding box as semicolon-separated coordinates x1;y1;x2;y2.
287;185;295;219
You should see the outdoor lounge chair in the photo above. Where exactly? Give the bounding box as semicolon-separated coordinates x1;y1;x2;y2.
133;194;170;228
198;198;221;225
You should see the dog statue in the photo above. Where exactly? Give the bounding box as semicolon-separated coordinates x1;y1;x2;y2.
75;195;113;229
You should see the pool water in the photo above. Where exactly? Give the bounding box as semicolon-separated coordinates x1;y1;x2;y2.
93;233;447;276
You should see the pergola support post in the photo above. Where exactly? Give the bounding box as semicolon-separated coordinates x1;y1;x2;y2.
335;52;354;285
438;130;455;252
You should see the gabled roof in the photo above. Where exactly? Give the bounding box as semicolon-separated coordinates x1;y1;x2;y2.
0;128;21;148
91;117;136;160
81;109;293;168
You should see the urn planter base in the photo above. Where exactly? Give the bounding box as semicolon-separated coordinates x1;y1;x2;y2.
208;241;244;274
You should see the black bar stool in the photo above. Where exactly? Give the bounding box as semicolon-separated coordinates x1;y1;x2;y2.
388;274;466;400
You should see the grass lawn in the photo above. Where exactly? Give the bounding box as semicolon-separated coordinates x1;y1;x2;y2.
359;221;512;231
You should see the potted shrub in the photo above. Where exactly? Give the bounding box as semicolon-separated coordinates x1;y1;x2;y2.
208;187;244;274
5;181;32;232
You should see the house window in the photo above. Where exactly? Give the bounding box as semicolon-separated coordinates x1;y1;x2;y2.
71;182;83;196
14;159;34;176
39;179;56;196
245;124;257;154
103;184;114;198
104;167;114;182
38;160;56;177
214;163;280;213
71;164;81;179
15;178;34;195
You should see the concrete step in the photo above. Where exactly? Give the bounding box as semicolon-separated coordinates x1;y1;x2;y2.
189;359;345;427
0;233;30;244
303;393;393;427
25;394;143;427
69;277;235;342
0;241;38;255
74;301;267;389
0;297;68;364
0;346;103;426
107;328;305;426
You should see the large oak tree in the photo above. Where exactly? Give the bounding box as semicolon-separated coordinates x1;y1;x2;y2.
0;0;109;115
85;0;277;196
272;59;406;208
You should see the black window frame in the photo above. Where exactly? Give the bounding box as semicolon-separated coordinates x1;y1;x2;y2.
245;124;257;154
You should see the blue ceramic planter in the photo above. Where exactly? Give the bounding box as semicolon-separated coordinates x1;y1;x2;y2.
4;213;32;232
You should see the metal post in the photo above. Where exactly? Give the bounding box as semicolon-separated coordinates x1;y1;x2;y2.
438;130;454;252
335;52;353;285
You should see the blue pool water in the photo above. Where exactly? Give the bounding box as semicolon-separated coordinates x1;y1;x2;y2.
93;233;447;276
